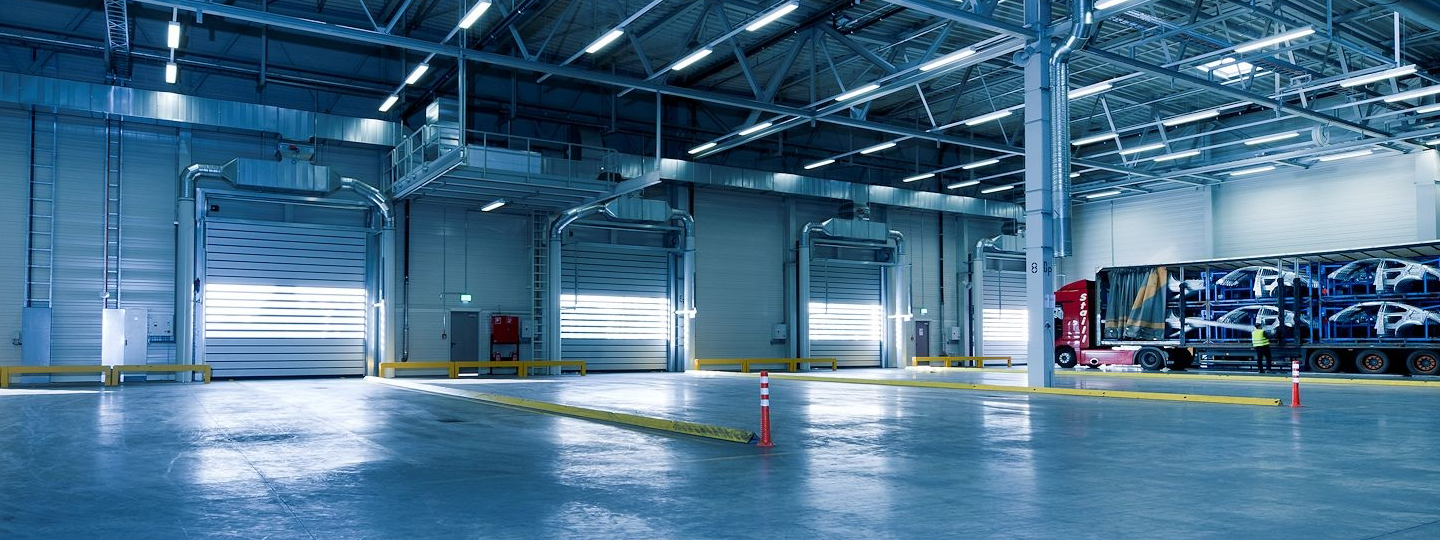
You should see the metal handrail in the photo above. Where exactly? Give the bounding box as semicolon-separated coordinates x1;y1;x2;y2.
384;125;620;195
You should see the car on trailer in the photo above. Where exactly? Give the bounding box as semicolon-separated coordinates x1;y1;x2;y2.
1054;241;1440;375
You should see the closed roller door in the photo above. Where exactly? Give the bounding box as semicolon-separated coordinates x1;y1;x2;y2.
809;262;883;367
981;261;1028;364
561;244;671;371
203;220;368;377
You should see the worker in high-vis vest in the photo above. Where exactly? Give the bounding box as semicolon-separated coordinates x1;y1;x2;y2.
1251;322;1273;373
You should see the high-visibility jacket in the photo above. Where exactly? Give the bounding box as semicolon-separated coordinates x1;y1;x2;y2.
1251;328;1270;347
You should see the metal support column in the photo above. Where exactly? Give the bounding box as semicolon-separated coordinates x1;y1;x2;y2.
1022;0;1056;388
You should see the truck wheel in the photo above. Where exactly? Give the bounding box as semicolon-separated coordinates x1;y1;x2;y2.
1055;347;1078;369
1355;349;1391;374
1136;347;1167;371
1308;349;1342;373
1405;350;1440;376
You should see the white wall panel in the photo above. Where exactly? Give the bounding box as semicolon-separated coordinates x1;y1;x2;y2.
1213;153;1420;257
404;203;531;362
1064;188;1209;281
0;108;27;365
694;190;786;359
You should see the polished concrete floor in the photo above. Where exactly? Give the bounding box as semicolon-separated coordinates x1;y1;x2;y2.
1;369;1438;539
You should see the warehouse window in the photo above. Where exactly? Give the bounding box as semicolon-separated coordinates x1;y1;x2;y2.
559;294;670;340
203;283;367;339
808;302;884;341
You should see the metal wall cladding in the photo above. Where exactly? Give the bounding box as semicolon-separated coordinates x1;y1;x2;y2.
0;108;28;364
403;203;531;363
887;208;946;357
120;125;181;364
1064;187;1210;281
1213;152;1421;257
0;72;400;147
50;116;106;366
694;190;788;359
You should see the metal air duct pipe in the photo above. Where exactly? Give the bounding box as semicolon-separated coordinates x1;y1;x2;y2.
544;201;612;365
340;177;397;370
887;229;909;368
795;222;827;359
671;209;697;372
176;164;225;368
1049;0;1095;257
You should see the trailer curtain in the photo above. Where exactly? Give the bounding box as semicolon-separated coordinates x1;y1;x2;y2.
1104;267;1170;340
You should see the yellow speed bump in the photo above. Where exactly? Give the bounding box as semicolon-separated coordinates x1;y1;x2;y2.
367;377;756;443
736;372;1280;406
907;365;1440;387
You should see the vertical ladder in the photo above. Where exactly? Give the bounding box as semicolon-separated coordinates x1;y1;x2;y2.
103;118;122;309
25;112;57;308
530;211;549;362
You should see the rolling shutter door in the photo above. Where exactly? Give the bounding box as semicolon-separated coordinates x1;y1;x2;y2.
202;220;368;377
980;262;1028;364
560;244;671;371
809;263;883;367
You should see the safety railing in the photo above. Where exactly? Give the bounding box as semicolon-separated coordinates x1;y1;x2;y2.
377;360;587;379
386;124;620;194
910;356;1013;368
693;358;839;373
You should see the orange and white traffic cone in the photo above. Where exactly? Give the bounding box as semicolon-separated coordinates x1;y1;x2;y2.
758;370;775;447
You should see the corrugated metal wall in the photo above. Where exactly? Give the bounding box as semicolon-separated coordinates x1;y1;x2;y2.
0;109;28;365
0;107;385;370
694;190;786;359
403;203;532;362
1212;153;1419;257
888;208;944;358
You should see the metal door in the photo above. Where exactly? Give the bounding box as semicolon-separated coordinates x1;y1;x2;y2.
979;255;1028;363
560;244;672;370
201;220;368;377
809;262;884;367
450;311;480;361
914;320;930;358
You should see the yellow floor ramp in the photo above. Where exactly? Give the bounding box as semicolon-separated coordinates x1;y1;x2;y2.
367;377;757;443
710;372;1281;406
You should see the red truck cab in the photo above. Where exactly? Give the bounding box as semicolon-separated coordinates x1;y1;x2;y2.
1055;279;1139;368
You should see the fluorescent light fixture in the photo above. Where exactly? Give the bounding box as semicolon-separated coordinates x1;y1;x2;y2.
1095;0;1139;9
405;63;430;85
1153;150;1200;162
1072;132;1117;146
919;48;976;72
962;158;1001;169
1197;57;1258;79
1234;26;1314;54
1161;109;1219;126
459;1;492;29
835;83;881;102
804;159;835;170
1070;172;1081;178
1415;104;1440;115
1085;190;1122;199
980;184;1015;194
1384;86;1440;103
1426;139;1440;146
963;110;1012;126
481;199;507;212
1339;65;1417;88
688;142;718;154
1118;142;1165;155
167;21;182;49
859;141;897;154
164;62;177;84
902;173;934;182
1229;165;1276;176
379;95;399;112
1317;149;1373;162
584;29;624;54
1244;132;1300;145
670;48;713;71
745;1;799;32
947;180;980;189
1069;81;1113;99
737;122;773;136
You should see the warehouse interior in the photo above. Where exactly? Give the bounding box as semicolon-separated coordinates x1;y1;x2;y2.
3;0;1440;538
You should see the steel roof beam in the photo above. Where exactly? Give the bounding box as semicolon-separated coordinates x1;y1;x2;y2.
881;0;1036;39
